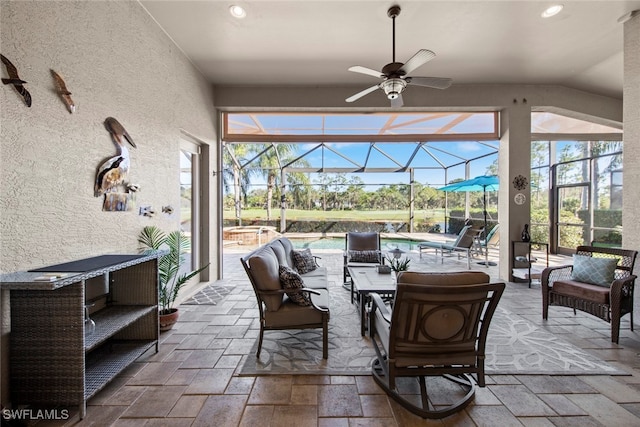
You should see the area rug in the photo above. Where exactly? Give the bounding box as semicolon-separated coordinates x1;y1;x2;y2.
238;282;625;377
182;281;237;305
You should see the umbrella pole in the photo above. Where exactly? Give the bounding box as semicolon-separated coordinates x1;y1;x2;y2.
477;187;497;267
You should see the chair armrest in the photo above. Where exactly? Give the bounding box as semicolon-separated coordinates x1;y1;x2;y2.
370;293;391;324
313;255;322;267
610;274;637;300
541;265;572;286
302;287;330;313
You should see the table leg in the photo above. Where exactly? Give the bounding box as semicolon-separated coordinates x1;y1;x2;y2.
360;292;366;336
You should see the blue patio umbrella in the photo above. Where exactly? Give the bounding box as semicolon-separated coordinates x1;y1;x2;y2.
439;175;499;193
440;175;499;265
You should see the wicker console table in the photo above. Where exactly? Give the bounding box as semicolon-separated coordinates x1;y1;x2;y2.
0;252;164;419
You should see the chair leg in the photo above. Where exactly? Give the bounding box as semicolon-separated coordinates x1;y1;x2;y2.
257;325;264;357
322;317;328;359
611;311;621;344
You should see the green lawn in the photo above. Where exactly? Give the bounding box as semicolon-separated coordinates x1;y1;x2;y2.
223;208;446;222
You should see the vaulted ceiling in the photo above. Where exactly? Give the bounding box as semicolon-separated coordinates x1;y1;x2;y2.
141;1;640;100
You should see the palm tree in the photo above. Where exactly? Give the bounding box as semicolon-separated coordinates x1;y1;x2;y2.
286;169;312;210
223;144;256;226
251;143;296;221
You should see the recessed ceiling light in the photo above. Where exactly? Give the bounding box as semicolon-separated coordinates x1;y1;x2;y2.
541;5;563;18
229;5;246;19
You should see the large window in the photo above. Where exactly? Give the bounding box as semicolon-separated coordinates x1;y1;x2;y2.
530;112;623;252
222;111;499;236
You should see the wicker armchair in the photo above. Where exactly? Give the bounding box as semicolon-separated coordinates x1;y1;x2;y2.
542;245;638;344
370;271;505;419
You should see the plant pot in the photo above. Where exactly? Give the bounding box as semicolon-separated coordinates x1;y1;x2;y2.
159;308;179;331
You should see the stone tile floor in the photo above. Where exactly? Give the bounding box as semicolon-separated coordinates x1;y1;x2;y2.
53;248;640;426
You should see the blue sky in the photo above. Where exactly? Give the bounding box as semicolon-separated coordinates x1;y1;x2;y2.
226;112;500;190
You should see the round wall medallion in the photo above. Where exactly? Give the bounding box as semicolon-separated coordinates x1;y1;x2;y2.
514;193;526;205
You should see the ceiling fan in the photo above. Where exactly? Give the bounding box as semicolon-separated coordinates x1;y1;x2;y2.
345;5;452;107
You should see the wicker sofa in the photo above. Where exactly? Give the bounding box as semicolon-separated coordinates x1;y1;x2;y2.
240;237;330;358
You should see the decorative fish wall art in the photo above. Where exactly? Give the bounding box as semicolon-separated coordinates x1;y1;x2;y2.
1;54;32;107
51;69;75;113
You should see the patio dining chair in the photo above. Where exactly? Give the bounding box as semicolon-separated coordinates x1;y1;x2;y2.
343;231;382;303
369;271;505;419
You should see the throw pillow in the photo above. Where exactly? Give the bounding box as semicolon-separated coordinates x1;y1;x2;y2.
349;249;380;263
278;265;311;306
571;254;618;287
292;248;317;274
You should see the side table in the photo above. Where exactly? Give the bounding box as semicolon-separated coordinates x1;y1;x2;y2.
512;241;549;287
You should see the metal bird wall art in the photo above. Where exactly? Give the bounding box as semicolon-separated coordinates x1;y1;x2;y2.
95;117;137;198
1;54;32;107
51;69;75;113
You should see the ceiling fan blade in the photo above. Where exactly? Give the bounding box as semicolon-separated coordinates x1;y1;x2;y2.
399;49;436;75
348;66;384;79
390;93;404;108
345;84;380;103
407;76;453;90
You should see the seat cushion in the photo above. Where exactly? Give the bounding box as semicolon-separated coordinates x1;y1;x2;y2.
552;279;610;304
417;241;444;250
265;290;329;327
279;265;311;306
300;266;327;279
571;254;617;287
299;274;328;290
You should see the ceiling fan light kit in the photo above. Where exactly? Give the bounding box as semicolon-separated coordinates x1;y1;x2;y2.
346;5;452;107
382;78;406;100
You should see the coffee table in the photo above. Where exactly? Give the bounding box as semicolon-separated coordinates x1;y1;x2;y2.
348;266;396;336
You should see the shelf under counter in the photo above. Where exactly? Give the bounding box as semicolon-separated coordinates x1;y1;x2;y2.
85;306;157;352
85;340;157;399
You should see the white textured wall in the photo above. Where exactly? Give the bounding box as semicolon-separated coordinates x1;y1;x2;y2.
623;13;640;319
0;0;217;404
623;14;640;255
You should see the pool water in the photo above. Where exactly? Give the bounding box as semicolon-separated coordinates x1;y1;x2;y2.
290;237;422;252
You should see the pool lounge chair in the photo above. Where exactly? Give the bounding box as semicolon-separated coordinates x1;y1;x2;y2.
477;224;500;255
417;225;480;269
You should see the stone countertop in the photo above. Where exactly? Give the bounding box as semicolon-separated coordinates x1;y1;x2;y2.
0;250;166;291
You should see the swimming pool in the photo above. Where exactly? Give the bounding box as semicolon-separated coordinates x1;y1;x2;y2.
290;236;423;252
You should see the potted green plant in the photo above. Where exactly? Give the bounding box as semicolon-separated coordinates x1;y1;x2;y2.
138;225;209;331
386;255;411;273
